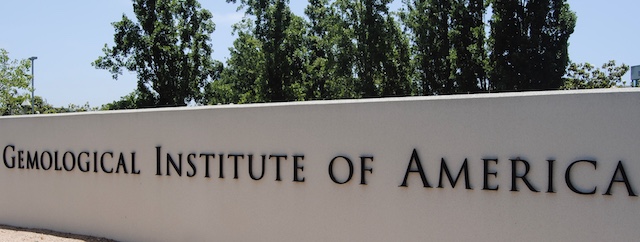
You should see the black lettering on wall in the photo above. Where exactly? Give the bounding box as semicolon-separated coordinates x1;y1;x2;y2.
131;152;140;174
510;158;539;192
482;158;499;190
248;154;266;180
26;151;39;170
116;153;129;174
54;151;62;171
156;146;162;176
101;152;114;173
199;153;215;178
547;160;555;193
293;155;305;182
166;153;182;176
565;160;597;195
228;154;244;179
41;151;53;170
329;156;353;184
604;161;637;196
186;153;197;177
270;155;287;181
93;152;99;173
62;151;75;171
2;145;15;169
360;156;373;185
78;151;90;172
17;150;24;169
400;149;431;187
438;158;471;189
218;153;225;178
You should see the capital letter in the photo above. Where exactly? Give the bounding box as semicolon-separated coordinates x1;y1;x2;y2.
604;161;637;196
483;158;499;190
510;158;539;192
329;156;353;184
438;158;471;189
400;149;430;187
565;160;597;195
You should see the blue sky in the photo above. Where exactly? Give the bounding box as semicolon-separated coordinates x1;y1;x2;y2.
0;1;638;107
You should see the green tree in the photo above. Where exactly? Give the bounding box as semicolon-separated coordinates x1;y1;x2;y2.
93;0;222;107
304;0;362;99
207;19;267;104
333;0;412;97
380;13;413;96
489;0;576;91
450;0;487;93
562;60;630;89
401;0;453;95
0;48;32;115
306;0;342;99
223;0;307;103
101;91;144;110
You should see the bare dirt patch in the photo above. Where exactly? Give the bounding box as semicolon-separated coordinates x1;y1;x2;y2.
0;225;116;242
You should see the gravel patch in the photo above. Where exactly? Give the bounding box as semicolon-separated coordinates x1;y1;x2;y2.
0;225;116;242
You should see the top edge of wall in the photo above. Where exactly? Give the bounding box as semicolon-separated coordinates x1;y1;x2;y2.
2;88;639;119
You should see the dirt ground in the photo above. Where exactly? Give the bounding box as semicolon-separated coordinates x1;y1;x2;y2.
0;225;116;242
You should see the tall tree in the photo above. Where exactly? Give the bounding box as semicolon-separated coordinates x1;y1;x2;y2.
380;13;413;96
333;0;412;97
224;0;307;102
0;48;31;115
93;0;222;107
207;19;267;104
450;0;487;93
305;0;354;99
489;0;576;91
402;0;453;95
402;0;488;95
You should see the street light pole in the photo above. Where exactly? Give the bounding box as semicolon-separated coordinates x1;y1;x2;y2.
28;56;37;114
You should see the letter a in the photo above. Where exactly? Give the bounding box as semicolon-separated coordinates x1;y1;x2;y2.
400;149;431;187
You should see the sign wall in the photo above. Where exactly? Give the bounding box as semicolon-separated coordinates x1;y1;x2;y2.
1;89;639;241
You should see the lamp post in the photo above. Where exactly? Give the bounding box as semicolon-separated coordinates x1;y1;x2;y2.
28;56;37;114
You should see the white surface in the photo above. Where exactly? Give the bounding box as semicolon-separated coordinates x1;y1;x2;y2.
1;89;639;241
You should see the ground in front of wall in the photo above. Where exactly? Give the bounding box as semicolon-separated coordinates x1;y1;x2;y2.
0;225;116;242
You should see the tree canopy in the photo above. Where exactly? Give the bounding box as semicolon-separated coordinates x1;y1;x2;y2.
209;0;581;105
489;0;577;91
93;0;222;107
563;61;630;89
0;48;31;115
86;0;628;110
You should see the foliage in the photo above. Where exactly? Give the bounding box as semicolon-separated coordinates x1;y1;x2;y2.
220;0;308;103
305;0;358;99
333;0;412;97
93;0;222;107
101;91;144;110
95;0;597;107
213;0;413;104
401;0;451;95
489;0;577;91
562;61;630;89
401;0;487;95
0;48;32;115
207;19;267;104
450;0;487;93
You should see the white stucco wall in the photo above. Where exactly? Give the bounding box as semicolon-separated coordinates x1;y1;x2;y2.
0;89;639;241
